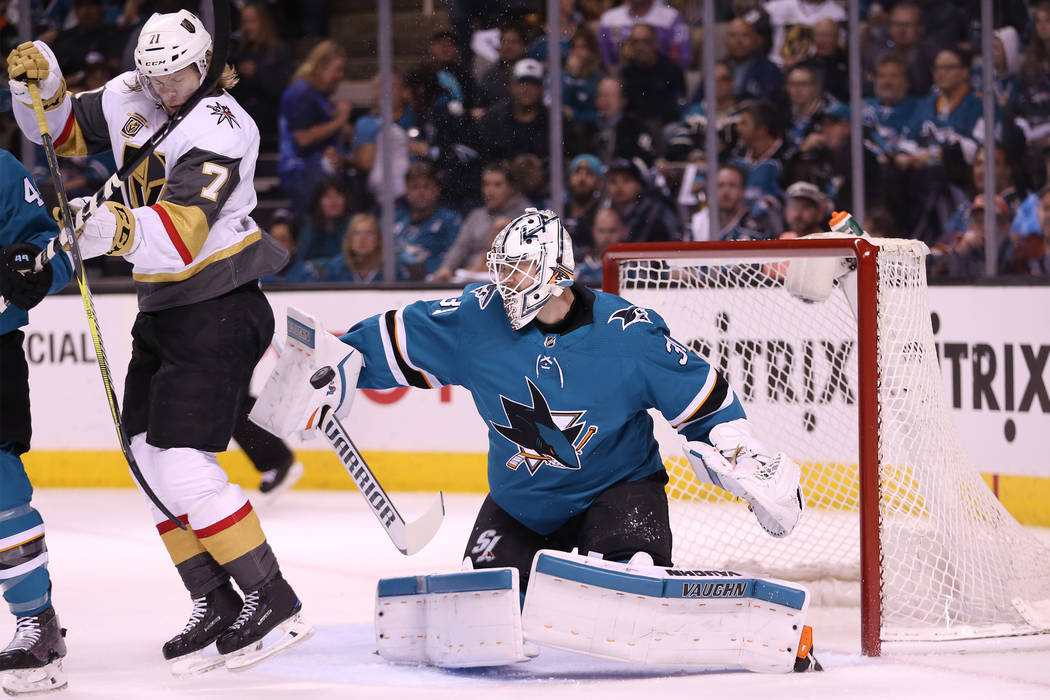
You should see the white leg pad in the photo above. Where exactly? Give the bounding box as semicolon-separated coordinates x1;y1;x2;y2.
375;568;530;668
521;550;810;673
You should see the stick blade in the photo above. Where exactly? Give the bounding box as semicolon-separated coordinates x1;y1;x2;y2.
402;491;445;556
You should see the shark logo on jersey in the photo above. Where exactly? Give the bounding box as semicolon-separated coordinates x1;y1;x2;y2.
491;378;598;475
608;306;652;330
471;284;496;310
207;102;239;129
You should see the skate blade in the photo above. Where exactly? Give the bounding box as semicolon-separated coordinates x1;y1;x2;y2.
223;613;314;672
169;648;226;677
1;660;67;696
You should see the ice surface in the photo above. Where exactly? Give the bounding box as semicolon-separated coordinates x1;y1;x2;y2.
4;489;1048;699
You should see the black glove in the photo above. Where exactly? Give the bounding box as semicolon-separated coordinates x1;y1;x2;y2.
0;243;53;311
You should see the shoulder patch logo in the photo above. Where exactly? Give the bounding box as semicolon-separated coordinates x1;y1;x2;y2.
207;102;239;129
608;306;652;330
471;283;496;310
121;113;147;139
490;378;598;476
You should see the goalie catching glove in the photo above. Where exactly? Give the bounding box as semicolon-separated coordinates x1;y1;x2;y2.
685;419;804;537
7;41;66;109
250;306;363;439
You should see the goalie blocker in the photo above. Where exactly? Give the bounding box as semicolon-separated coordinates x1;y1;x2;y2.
375;550;820;673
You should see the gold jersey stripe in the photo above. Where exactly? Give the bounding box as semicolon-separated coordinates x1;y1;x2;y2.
132;231;261;283
150;201;210;259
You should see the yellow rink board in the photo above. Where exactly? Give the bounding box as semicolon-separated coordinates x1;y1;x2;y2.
21;451;1050;528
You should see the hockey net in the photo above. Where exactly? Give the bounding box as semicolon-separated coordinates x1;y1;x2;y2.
603;236;1050;655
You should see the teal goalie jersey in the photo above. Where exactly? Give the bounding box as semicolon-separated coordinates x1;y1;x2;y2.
341;283;745;534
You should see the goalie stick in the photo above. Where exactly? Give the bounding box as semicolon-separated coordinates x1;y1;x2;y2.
0;0;232;314
312;368;445;555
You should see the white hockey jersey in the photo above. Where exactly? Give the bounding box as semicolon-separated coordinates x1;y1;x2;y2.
13;71;286;311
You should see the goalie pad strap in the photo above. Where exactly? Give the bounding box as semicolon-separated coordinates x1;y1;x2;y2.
375;568;529;668
521;550;809;673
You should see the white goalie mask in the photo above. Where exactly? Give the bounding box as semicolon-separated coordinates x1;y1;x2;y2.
486;208;575;330
134;10;212;95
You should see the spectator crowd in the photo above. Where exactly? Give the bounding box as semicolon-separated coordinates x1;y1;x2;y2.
4;0;1050;284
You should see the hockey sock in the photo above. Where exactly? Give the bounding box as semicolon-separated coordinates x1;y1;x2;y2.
0;502;51;616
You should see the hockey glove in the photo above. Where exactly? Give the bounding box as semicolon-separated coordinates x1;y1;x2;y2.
73;201;138;259
7;41;66;108
685;419;804;538
250;306;363;439
0;243;53;311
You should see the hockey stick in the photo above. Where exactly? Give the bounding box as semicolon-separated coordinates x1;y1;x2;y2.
0;0;232;314
313;381;445;555
24;81;184;529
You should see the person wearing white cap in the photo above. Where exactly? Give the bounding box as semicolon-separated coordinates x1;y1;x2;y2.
476;58;550;162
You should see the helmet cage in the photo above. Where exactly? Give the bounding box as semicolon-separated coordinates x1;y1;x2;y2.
486;209;575;330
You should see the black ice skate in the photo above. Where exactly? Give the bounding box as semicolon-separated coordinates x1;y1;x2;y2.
163;582;242;677
217;574;313;671
259;461;304;499
0;606;67;695
792;625;824;672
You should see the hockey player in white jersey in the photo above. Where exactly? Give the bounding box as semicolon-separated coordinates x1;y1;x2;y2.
7;10;310;674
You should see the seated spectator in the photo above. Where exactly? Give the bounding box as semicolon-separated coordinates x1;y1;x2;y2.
528;0;582;63
729;100;793;211
863;53;920;158
429;29;475;109
321;213;387;283
511;153;550;209
606;157;680;242
928;193;1044;278
403;61;478;211
278;40;353;214
665;60;742;163
575;206;628;287
763;0;845;68
260;209;320;284
351;70;424;203
1010;148;1050;238
296;180;353;266
800;18;848;103
1015;3;1050;145
784;64;841;148
476;59;550;163
862;1;935;96
589;75;656;165
562;27;605;157
394;163;461;281
785;103;882;212
598;0;691;71
474;24;529;117
230;2;292;150
939;142;1024;250
431;161;532;282
563;154;606;255
724;15;784;102
690;164;776;241
51;0;126;89
971;28;1021;117
780;181;831;238
620;22;685;133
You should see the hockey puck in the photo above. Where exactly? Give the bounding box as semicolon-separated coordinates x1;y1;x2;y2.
310;366;336;389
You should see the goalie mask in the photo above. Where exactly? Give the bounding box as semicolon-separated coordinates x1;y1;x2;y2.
487;208;575;330
134;10;211;96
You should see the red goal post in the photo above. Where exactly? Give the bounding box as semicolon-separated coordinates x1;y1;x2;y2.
602;236;1050;656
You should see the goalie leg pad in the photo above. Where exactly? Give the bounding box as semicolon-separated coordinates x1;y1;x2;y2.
521;549;810;673
375;568;531;668
250;306;362;439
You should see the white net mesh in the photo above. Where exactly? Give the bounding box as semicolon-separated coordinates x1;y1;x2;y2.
615;239;1050;646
